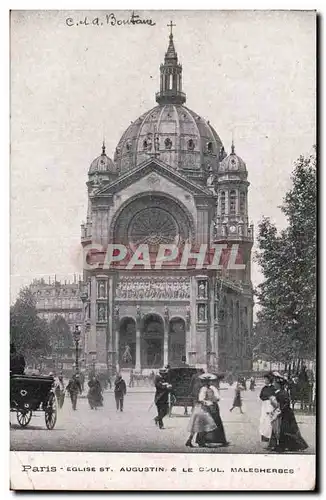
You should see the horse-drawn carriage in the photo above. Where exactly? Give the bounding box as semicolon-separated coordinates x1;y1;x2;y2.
10;374;57;429
167;368;226;417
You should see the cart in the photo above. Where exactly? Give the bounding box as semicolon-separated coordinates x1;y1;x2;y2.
167;367;203;417
10;374;57;429
167;368;226;417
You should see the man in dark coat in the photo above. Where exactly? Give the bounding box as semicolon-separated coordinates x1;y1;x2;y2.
66;373;82;410
154;368;172;429
114;374;127;411
10;343;26;375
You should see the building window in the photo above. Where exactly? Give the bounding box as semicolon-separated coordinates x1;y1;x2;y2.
188;139;195;151
240;191;246;214
207;142;213;154
97;304;107;322
221;191;226;215
97;280;107;299
230;190;236;215
169;74;173;90
164;137;172;150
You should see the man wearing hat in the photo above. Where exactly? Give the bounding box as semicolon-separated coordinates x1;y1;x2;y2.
154;368;172;429
114;373;127;412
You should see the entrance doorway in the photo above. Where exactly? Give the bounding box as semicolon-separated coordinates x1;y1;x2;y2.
168;317;186;367
141;314;164;368
119;317;136;369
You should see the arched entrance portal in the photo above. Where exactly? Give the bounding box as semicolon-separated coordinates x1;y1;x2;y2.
119;317;136;369
141;314;164;369
168;317;186;367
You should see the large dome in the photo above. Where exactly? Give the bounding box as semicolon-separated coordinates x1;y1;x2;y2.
113;31;224;184
114;104;223;183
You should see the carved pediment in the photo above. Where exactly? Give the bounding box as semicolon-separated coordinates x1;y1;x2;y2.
93;158;215;199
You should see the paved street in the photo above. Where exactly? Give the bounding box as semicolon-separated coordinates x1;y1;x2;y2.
10;383;315;454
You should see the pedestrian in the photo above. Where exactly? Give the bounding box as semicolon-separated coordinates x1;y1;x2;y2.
259;373;276;443
55;374;65;409
114;374;127;412
230;380;244;414
249;376;256;391
195;374;229;447
269;375;308;452
87;375;103;410
154;368;172;429
189;369;205;408
129;369;134;388
66;373;82;411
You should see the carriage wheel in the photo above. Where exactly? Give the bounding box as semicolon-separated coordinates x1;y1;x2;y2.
45;393;57;430
16;410;32;427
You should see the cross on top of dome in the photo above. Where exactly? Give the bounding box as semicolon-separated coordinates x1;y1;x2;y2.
167;20;176;35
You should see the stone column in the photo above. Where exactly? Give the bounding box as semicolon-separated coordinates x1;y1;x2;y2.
135;305;142;372
209;277;217;371
163;307;169;367
89;276;97;363
114;305;120;373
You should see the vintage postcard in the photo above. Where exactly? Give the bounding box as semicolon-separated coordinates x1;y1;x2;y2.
10;10;316;491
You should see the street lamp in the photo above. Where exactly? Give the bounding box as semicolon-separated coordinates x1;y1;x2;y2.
73;325;81;374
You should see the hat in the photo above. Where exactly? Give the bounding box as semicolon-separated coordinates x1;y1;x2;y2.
263;372;274;382
199;373;217;381
159;368;168;374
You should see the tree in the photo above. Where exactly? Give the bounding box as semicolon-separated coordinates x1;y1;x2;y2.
255;147;316;363
10;287;52;364
48;315;73;350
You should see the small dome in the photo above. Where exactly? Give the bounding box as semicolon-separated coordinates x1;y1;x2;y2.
89;143;117;176
219;143;246;173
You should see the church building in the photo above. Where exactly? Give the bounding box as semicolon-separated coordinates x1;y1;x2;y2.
81;26;254;374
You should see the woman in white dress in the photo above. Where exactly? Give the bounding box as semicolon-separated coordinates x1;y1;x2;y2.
186;375;228;447
259;373;276;443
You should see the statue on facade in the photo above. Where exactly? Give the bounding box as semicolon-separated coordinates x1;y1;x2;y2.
198;304;206;322
98;281;106;298
98;304;106;322
122;344;132;364
198;281;207;298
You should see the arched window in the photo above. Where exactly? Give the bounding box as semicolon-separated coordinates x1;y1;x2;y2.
230;190;236;215
188;139;195;150
221;191;226;215
240;191;246;214
169;74;173;90
207;142;213;154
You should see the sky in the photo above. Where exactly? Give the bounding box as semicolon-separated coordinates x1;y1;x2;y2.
10;9;316;302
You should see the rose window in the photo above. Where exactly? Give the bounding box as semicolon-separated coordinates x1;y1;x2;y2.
128;208;179;245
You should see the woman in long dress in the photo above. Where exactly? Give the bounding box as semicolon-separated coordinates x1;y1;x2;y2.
259;373;276;443
269;376;308;452
195;376;229;447
87;376;103;410
185;401;217;447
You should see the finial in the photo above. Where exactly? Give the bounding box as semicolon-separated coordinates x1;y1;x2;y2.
102;139;106;155
231;131;235;154
167;20;176;37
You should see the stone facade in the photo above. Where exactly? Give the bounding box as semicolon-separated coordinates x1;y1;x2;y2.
81;30;254;374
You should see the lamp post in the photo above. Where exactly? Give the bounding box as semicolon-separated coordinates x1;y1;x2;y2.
73;325;81;374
